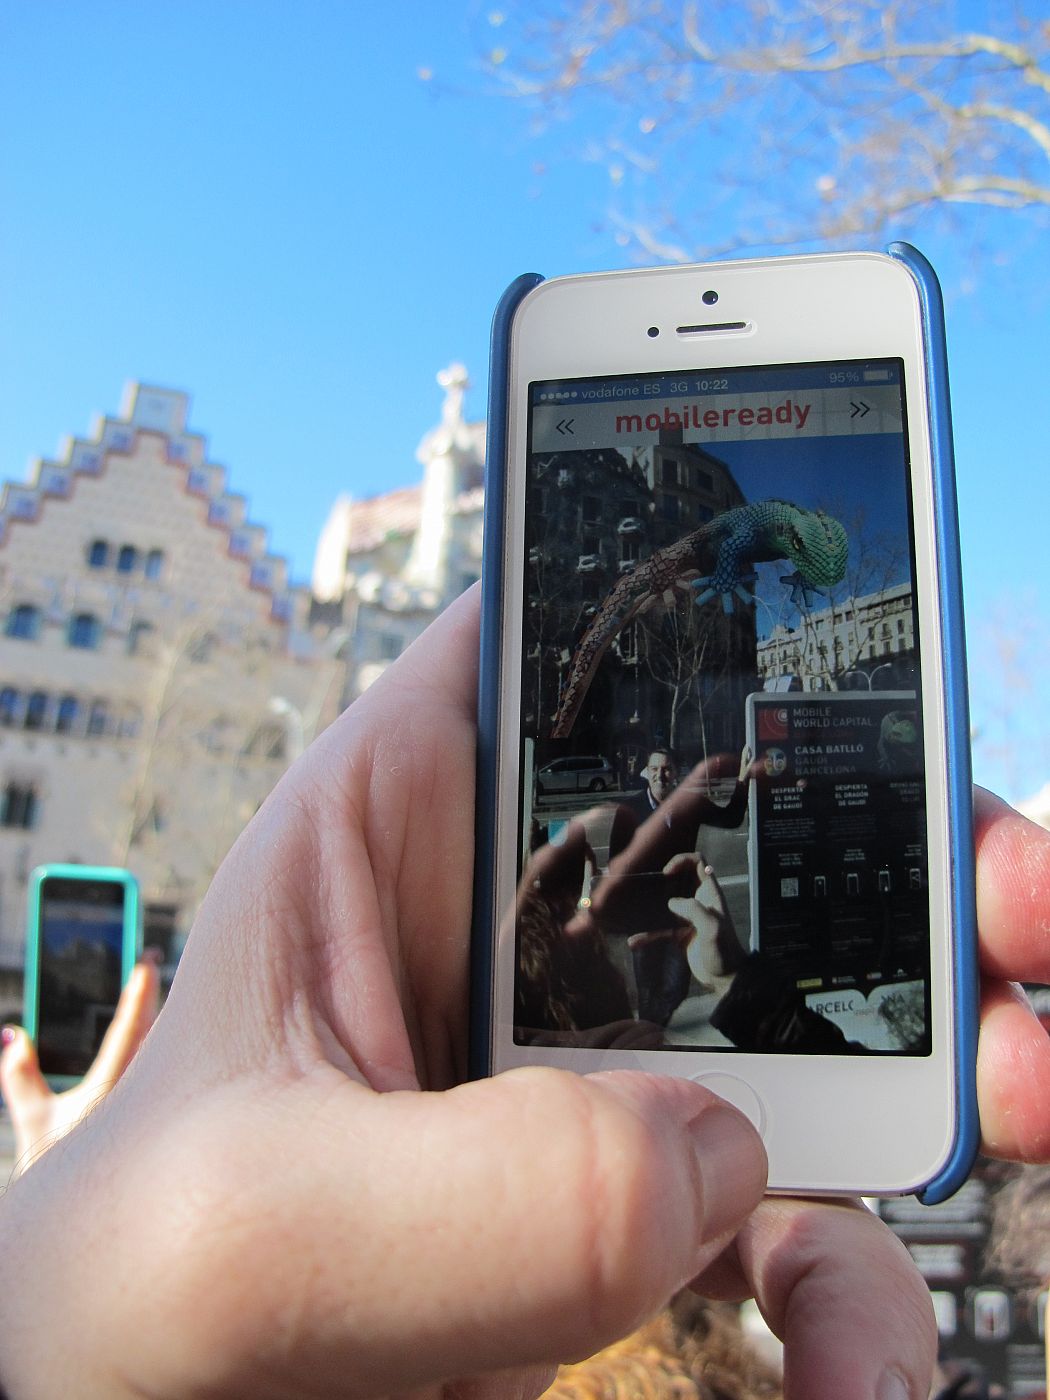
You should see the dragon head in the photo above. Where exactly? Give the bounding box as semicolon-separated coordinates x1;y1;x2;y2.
783;507;848;588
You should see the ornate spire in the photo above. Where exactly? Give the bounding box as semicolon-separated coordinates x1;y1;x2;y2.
437;363;470;431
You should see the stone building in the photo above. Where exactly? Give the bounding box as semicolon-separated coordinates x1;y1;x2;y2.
757;581;916;692
311;365;484;702
526;432;757;771
0;384;345;1010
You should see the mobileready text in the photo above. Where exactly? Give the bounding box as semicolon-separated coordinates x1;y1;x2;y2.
615;399;812;434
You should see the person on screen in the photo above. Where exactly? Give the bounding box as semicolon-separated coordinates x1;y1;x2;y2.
617;748;679;820
610;744;753;1027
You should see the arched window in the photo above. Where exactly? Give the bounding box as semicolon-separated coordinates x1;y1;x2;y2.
0;782;37;829
24;692;47;731
144;548;165;581
0;689;19;726
5;603;41;641
117;545;139;574
127;619;155;656
68;613;101;649
86;700;109;737
87;539;109;569
55;695;79;734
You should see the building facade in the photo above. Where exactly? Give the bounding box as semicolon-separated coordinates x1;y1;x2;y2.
524;432;757;770
757;582;917;692
312;365;484;702
0;384;345;1011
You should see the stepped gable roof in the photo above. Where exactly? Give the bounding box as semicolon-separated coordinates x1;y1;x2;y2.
0;382;295;624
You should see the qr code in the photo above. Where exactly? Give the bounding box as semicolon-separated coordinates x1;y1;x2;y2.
780;877;800;899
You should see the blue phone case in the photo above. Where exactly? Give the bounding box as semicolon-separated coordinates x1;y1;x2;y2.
886;243;979;1205
471;273;544;1084
472;249;978;1204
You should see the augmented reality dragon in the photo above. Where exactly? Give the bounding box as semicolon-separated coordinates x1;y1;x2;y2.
550;498;849;738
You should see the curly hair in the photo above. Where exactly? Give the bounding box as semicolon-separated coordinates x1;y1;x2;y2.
986;1161;1050;1286
543;1294;782;1400
516;884;633;1034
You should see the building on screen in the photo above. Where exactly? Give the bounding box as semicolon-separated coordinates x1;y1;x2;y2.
525;431;758;770
757;582;916;692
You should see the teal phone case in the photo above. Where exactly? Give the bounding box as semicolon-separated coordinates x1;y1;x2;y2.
23;864;142;1087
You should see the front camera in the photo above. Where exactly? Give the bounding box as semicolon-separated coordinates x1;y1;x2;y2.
647;326;660;338
702;289;719;306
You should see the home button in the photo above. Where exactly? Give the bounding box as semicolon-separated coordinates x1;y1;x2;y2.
688;1072;767;1138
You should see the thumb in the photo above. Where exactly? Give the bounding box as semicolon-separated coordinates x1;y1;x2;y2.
336;1066;768;1388
666;895;701;925
0;1064;769;1398
0;1027;51;1107
0;1027;54;1156
83;958;160;1094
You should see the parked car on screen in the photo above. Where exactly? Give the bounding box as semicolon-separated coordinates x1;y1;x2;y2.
535;755;616;796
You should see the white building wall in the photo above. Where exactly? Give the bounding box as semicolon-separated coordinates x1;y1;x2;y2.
757;583;915;689
316;366;485;705
0;385;344;993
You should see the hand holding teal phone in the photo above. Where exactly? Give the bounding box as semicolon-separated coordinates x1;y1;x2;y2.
23;864;141;1086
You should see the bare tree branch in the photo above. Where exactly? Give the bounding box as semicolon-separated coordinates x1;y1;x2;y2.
487;0;1050;256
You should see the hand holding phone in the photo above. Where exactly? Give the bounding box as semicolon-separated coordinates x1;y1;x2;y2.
23;865;141;1086
474;245;977;1199
3;951;158;1171
0;591;1047;1400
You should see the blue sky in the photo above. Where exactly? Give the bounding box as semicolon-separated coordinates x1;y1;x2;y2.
713;434;912;641
1;3;1046;800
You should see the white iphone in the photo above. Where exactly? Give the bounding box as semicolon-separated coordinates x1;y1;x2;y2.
471;245;978;1201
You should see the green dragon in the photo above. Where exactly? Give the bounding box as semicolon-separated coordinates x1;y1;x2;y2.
550;498;848;738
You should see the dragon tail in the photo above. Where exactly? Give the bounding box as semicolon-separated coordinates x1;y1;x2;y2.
550;587;652;739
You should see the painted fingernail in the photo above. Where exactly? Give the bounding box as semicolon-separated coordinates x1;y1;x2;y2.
876;1371;911;1400
2;1026;17;1047
688;1104;767;1239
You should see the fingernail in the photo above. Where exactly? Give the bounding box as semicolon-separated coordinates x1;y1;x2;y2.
876;1371;911;1400
688;1104;767;1239
2;1026;17;1047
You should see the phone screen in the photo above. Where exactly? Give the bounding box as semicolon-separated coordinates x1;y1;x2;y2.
515;357;930;1056
37;877;126;1076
